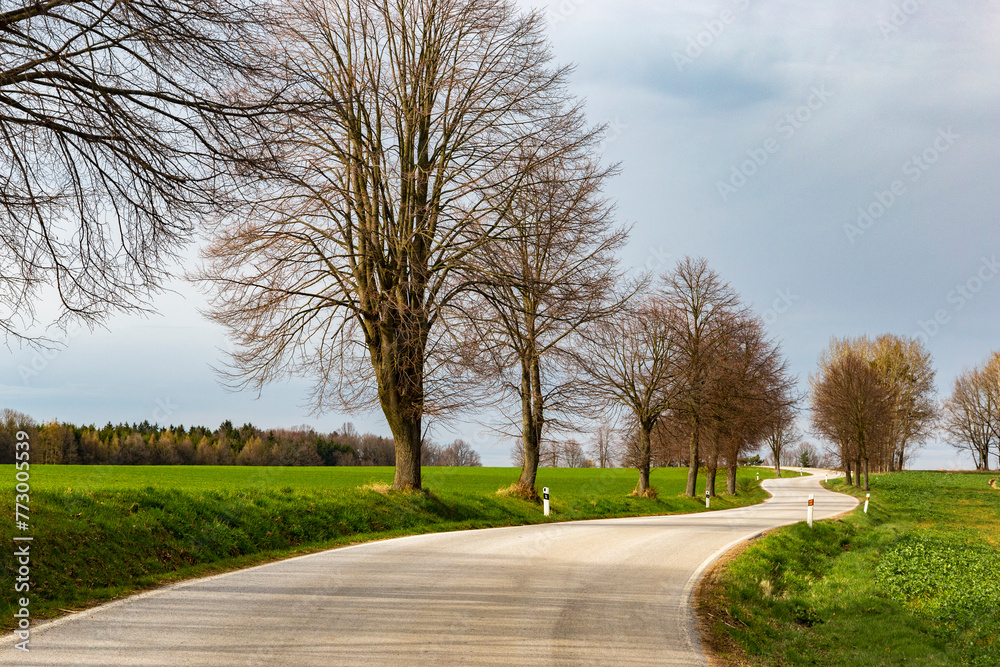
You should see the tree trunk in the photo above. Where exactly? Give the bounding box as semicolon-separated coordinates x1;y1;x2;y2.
636;423;653;495
774;460;782;478
726;461;737;495
855;456;862;488
844;459;852;486
517;359;543;496
376;322;425;491
863;458;870;491
706;462;717;498
685;417;700;497
386;409;422;491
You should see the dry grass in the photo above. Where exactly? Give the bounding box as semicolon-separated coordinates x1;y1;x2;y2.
495;482;539;502
359;481;393;495
629;486;658;499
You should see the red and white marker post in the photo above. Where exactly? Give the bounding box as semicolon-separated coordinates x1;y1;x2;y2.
864;493;870;514
807;494;814;528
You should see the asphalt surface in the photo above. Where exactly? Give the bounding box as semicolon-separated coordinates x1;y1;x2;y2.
3;468;857;666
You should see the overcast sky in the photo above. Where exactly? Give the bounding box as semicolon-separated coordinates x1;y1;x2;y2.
3;0;998;469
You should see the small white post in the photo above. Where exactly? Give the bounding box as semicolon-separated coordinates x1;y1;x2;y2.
864;493;870;514
807;494;814;528
542;487;550;517
705;489;711;508
756;472;760;481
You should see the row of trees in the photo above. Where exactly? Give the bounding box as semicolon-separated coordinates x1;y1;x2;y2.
574;258;797;497
809;335;938;489
942;352;1000;471
3;0;788;495
0;411;480;467
809;337;1000;484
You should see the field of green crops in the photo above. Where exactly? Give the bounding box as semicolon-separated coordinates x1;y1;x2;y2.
702;471;1000;666
1;464;774;630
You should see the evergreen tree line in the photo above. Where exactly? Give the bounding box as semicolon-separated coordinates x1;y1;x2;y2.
0;410;481;467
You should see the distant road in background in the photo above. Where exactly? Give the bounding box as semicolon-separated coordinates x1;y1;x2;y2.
3;469;856;666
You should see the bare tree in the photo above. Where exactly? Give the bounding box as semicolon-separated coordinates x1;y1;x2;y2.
509;441;526;467
1;0;277;339
660;257;744;497
198;0;583;490
455;120;629;496
865;335;938;471
589;423;616;468
714;316;793;495
763;402;800;478
562;439;587;468
810;344;895;490
942;354;1000;470
794;441;819;468
578;296;679;496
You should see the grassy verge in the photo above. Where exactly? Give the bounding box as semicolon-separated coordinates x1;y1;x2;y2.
2;464;774;631
699;471;1000;666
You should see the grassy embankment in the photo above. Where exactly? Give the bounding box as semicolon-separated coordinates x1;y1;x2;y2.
700;471;1000;666
2;464;774;630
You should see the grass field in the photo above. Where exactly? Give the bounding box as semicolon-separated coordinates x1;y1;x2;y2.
700;471;1000;667
2;464;775;631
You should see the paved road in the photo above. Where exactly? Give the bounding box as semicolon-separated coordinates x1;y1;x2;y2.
3;469;856;666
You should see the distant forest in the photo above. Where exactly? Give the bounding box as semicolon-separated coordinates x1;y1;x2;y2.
0;409;481;467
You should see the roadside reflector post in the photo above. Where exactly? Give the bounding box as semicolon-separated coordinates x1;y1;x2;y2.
542;487;550;517
807;494;814;528
864;493;870;514
756;472;760;481
705;489;711;508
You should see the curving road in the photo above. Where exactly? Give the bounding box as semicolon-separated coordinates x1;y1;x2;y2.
3;469;856;666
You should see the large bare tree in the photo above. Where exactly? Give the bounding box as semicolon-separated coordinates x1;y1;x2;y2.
455;126;629;496
1;0;275;339
577;296;680;496
660;257;744;497
198;0;582;490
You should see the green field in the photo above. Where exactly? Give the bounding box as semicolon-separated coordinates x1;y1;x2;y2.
2;464;774;630
702;471;1000;666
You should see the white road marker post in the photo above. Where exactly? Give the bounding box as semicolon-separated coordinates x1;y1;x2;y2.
864;493;870;514
756;472;760;481
705;488;711;509
542;487;550;517
807;494;814;528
